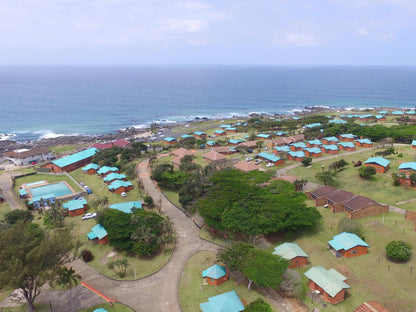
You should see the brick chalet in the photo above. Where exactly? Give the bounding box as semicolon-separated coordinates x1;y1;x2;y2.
41;148;98;173
328;232;369;258
304;266;350;305
273;242;308;268
202;264;229;286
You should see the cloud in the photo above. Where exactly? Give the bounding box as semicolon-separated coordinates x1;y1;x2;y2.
161;18;207;34
284;33;318;47
356;28;369;37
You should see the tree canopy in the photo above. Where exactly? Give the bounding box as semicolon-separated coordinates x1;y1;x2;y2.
385;240;412;261
218;243;288;290
195;169;321;235
0;222;73;311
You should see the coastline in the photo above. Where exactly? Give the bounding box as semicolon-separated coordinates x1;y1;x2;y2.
0;105;407;153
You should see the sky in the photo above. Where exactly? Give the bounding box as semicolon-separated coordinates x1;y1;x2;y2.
1;0;415;65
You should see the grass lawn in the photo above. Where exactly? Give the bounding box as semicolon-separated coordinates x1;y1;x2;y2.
0;201;12;220
69;167;144;206
66;213;173;281
48;144;86;155
13;174;81;194
78;302;134;312
288;146;416;207
276;205;416;312
179;251;279;312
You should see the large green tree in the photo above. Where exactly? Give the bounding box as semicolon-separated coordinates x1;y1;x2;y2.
0;222;74;311
218;243;288;290
195;170;321;235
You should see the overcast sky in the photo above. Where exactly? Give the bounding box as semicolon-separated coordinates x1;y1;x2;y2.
1;0;415;65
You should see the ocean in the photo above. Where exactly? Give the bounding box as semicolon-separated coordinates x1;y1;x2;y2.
1;65;415;142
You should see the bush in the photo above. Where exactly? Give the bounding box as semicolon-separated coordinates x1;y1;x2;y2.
244;299;272;312
5;210;34;225
279;269;303;297
302;157;312;167
81;249;93;262
337;217;363;238
385;240;412;261
144;195;154;206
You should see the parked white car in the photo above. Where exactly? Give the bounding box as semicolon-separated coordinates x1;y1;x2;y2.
82;213;97;220
266;163;275;167
121;192;127;197
245;157;253;162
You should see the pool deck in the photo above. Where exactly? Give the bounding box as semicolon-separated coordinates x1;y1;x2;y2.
22;180;76;201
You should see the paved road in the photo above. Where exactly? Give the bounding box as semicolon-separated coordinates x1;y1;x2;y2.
34;159;220;312
0;171;24;210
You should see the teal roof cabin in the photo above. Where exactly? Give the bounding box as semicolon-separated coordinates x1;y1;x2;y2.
110;201;142;213
87;224;108;244
328;232;369;258
41;148;98;173
200;291;244;312
97;166;120;176
202;264;229;286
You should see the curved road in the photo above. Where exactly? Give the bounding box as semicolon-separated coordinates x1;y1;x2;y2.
35;159;220;312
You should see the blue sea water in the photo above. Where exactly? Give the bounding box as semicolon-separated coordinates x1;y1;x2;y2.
1;65;415;142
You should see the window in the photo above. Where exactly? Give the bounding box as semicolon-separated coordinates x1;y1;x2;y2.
351;250;357;255
211;278;215;283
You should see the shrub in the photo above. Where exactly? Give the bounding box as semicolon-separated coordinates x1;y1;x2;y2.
244;299;272;312
279;269;303;297
80;249;93;262
144;195;154;206
5;210;33;225
337;217;364;238
302;157;312;167
385;240;412;261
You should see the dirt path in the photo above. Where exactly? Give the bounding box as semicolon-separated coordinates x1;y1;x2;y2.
0;171;24;210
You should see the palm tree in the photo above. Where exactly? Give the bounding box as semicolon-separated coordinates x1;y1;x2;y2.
55;266;81;312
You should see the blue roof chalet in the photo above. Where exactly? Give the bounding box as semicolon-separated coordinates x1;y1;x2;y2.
398;162;416;171
364;157;390;168
274;146;290;153
110;201;142;213
97;166;119;175
87;224;108;240
181;134;194;139
257;152;282;163
412;140;416;147
328;232;369;251
108;180;133;191
200;291;244;312
82;163;99;171
163;137;177;142
52;148;98;168
202;264;227;279
63;199;87;211
257;133;271;139
93;309;108;312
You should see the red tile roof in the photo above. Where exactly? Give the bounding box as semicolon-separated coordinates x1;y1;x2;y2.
171;148;194;158
90;139;130;150
327;190;355;204
344;195;377;211
310;185;338;198
354;301;389;312
203;151;226;162
233;161;259;172
212;146;233;154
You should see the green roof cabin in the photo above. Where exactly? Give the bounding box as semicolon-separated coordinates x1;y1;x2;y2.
304;266;350;305
273;242;308;268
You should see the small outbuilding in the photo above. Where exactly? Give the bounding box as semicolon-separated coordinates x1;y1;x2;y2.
308;185;338;206
82;163;100;174
343;195;388;219
200;291;244;312
63;198;88;217
304;266;350;305
163;137;177;145
257;152;284;165
202;264;229;286
364;157;390;173
273;242;308;268
110;201;142;213
355;138;373;148
103;173;127;184
328;232;369;258
97;166;120;177
304;147;322;158
108;180;133;194
287;151;306;162
87;224;108;245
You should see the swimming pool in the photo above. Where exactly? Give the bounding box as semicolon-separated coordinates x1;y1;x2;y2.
29;182;73;198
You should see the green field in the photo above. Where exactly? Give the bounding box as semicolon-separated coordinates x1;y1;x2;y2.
288;145;416;208
69;167;144;206
178;251;279;312
276;204;416;312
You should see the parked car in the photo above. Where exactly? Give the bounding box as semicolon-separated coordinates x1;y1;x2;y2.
121;192;127;197
266;163;275;167
254;160;262;165
82;213;97;220
84;185;89;189
86;189;92;194
245;157;253;162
